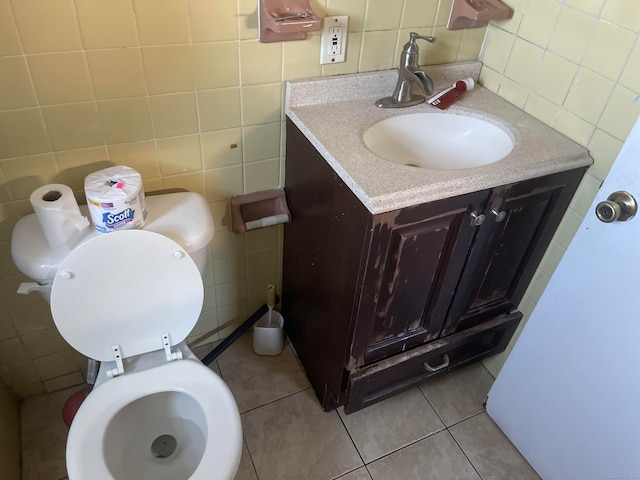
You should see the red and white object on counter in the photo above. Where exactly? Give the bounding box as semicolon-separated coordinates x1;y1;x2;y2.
428;77;475;110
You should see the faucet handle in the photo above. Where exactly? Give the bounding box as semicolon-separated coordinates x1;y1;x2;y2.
409;32;436;44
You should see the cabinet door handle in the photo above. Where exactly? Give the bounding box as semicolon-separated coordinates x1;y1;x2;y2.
470;212;485;226
423;354;450;372
491;209;507;222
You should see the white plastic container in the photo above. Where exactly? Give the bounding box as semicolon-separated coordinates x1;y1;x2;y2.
252;310;284;356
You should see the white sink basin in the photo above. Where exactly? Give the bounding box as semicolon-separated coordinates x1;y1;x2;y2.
363;113;514;170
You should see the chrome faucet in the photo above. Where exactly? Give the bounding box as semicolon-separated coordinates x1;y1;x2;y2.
376;32;436;108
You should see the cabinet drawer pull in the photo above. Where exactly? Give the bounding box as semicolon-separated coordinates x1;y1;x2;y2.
470;212;485;226
423;354;450;372
492;209;507;222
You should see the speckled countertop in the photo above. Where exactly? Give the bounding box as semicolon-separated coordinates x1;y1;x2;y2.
285;61;592;214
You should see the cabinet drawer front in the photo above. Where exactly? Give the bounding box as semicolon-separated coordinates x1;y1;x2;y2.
344;312;521;414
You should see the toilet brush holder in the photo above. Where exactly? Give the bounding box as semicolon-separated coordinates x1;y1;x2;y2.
253;310;284;356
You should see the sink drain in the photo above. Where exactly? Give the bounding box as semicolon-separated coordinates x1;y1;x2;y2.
151;434;177;459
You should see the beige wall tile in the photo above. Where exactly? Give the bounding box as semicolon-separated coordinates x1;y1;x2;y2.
194;42;240;90
532;52;576;105
244;158;280;192
27;52;94;105
587;128;623;181
108;140;159;179
160;171;205;196
142;45;194;95
240;41;283;86
360;30;398;72
283;34;322;81
457;27;486;61
237;0;258;40
149;92;198;138
429;27;462;65
2;153;58;200
364;0;403;30
524;93;560;126
55;146;110;190
494;0;527;34
568;173;601;217
210;230;245;260
517;0;560;48
402;0;438;29
156;134;202;176
86;48;147;99
0;0;22;55
598;84;640;142
601;0;640;32
563;68;613;124
619;41;640;91
41;103;104;151
197;88;242;132
583;20;636;81
547;7;595;64
481;26;515;73
243;123;281;162
202;128;243;169
246;246;279;277
478;65;502;93
10;0;82;53
326;0;366;31
190;0;238;42
213;254;246;284
564;0;604;16
75;0;138;49
0;57;36;110
242;84;282;126
553;208;583;249
497;77;529;109
204;165;243;202
134;0;190;46
246;226;278;252
215;280;247;308
504;38;543;89
43;371;83;392
0;109;51;159
435;0;455;26
554;110;594;146
97;97;153;144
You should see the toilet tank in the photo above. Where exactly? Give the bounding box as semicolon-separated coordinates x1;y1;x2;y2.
11;192;215;286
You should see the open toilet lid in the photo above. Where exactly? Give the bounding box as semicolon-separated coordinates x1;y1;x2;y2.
50;230;204;362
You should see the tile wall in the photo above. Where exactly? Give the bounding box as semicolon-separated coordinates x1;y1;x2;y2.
0;0;484;397
479;0;640;375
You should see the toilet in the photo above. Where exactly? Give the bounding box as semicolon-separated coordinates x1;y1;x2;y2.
11;192;243;480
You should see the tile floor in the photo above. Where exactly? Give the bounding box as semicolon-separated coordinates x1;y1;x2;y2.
21;333;540;480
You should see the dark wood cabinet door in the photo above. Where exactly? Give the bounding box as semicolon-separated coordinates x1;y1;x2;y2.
441;169;585;335
348;190;489;367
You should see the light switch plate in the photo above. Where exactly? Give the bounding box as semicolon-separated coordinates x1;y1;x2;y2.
320;16;348;65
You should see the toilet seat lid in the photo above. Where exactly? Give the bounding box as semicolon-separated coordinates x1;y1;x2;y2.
50;230;203;362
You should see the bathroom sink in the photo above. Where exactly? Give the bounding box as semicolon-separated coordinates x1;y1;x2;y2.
362;113;514;170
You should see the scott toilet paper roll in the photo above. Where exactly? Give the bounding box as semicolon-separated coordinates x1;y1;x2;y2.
84;166;148;234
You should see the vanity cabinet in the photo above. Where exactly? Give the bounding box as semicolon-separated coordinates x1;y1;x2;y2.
282;120;586;413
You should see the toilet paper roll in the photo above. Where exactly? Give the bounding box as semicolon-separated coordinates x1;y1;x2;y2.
30;184;90;254
84;166;148;234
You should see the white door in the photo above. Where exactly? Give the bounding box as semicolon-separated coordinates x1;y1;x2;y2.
486;114;640;480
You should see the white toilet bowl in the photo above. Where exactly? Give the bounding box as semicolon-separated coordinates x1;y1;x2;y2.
67;356;242;480
47;228;242;479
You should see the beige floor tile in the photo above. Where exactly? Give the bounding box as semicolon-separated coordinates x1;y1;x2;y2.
217;333;310;413
21;386;77;480
234;441;258;480
449;412;541;480
367;430;481;480
336;467;373;480
420;362;494;426
338;387;444;463
242;389;363;480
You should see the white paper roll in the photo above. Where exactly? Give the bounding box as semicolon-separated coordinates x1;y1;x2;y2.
30;184;90;255
84;166;147;234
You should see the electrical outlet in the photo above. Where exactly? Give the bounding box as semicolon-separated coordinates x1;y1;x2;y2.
320;16;348;65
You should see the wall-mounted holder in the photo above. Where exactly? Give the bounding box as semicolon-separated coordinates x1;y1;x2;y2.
230;188;291;233
447;0;513;30
258;0;322;43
